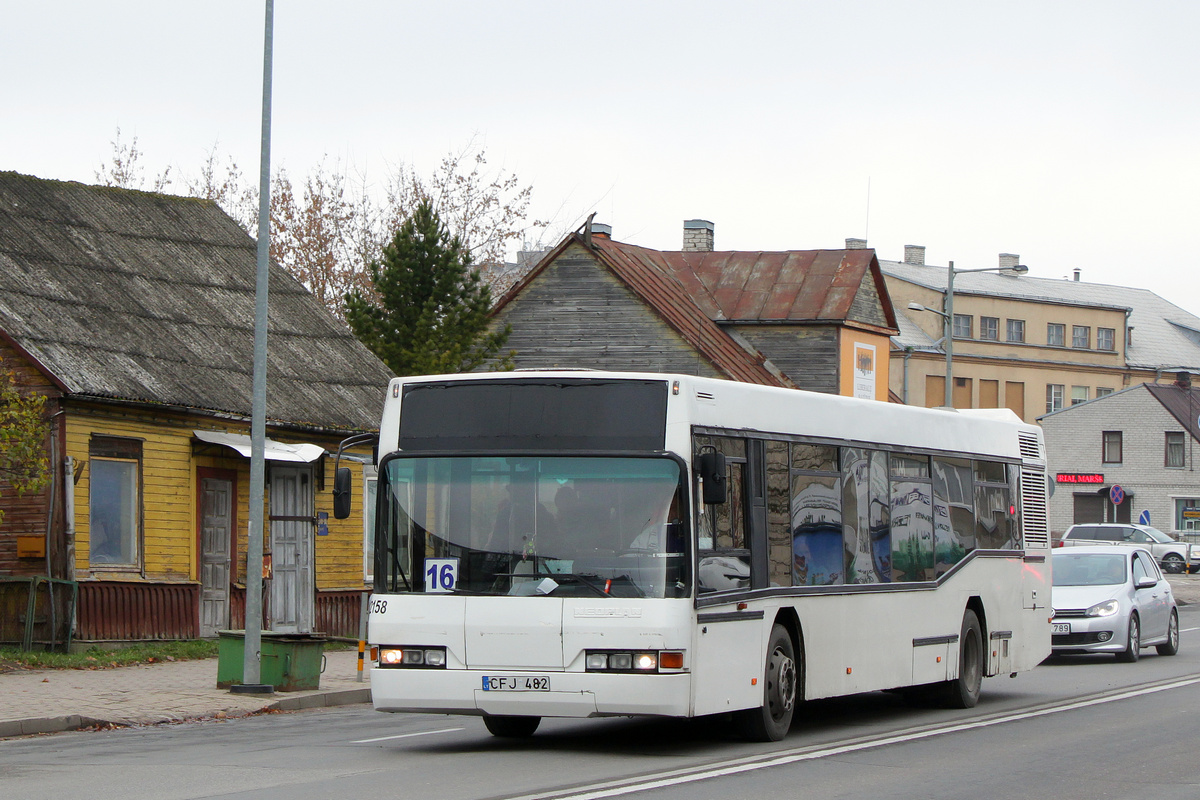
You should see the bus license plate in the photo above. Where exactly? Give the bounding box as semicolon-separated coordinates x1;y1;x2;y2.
482;676;550;691
1052;623;1071;634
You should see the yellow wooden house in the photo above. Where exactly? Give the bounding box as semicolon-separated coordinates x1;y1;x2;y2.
0;172;392;643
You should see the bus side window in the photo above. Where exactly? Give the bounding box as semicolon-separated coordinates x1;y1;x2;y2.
695;435;751;593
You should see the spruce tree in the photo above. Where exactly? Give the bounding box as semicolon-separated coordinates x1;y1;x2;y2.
344;200;514;376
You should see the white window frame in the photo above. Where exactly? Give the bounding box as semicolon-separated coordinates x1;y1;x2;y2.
1072;325;1090;349
952;314;973;339
1047;323;1065;347
1046;383;1064;413
1007;319;1025;343
1097;327;1116;351
1071;386;1089;405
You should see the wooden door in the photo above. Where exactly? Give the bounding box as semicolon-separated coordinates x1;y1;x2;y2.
199;474;234;638
269;466;315;634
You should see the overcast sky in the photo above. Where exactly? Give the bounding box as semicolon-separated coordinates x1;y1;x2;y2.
5;2;1198;315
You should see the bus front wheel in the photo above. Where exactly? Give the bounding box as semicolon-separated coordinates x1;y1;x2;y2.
737;623;800;742
482;714;541;738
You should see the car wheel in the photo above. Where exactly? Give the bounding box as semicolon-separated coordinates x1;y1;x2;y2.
1116;614;1140;663
936;609;984;709
1162;554;1186;574
1157;610;1180;656
737;623;800;742
482;715;541;737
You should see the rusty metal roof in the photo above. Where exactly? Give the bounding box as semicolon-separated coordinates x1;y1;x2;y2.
0;172;393;432
1146;382;1200;444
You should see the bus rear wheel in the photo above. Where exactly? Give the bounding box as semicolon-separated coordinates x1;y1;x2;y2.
737;623;799;742
482;714;541;738
937;609;983;709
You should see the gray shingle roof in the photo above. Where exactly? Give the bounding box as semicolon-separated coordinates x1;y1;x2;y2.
0;172;393;432
881;259;1200;370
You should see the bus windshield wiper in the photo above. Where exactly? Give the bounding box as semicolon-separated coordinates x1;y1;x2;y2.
499;571;611;597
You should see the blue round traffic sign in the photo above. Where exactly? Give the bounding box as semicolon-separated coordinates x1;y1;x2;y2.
1109;484;1125;505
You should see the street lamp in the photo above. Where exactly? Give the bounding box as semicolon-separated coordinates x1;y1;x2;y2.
907;260;1029;408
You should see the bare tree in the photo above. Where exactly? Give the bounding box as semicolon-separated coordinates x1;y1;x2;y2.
94;128;172;192
96;132;544;321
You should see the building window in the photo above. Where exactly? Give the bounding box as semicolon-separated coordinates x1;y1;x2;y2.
979;316;999;341
1071;386;1089;405
1047;323;1065;347
1096;387;1114;398
1176;499;1200;531
1046;384;1065;413
952;314;973;339
88;436;143;568
1006;319;1025;343
1072;325;1090;349
1097;327;1116;351
1166;431;1186;469
1102;431;1123;464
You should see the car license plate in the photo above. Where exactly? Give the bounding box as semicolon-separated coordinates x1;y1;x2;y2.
482;676;550;691
1052;622;1071;634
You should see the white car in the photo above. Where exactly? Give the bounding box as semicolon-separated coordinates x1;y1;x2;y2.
1058;523;1192;574
1051;544;1179;662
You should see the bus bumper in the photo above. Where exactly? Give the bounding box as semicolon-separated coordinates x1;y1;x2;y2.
371;668;694;718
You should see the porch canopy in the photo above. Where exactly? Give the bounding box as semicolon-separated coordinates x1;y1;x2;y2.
192;430;325;463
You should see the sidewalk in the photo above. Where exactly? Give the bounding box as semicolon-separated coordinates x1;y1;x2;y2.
0;647;372;738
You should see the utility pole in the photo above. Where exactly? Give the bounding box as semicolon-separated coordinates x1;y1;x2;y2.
233;0;274;695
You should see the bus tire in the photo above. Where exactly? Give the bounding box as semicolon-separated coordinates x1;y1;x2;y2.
482;714;541;738
938;609;983;709
737;623;799;742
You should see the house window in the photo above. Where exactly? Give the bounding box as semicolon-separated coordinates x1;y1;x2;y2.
1006;319;1025;343
980;316;999;341
1046;384;1064;413
1166;432;1186;469
1097;328;1116;351
88;436;143;568
1047;323;1065;347
1096;387;1114;398
952;314;973;339
1071;386;1089;405
1102;431;1123;464
1072;325;1090;349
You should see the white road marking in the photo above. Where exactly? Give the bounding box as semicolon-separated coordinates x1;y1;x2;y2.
509;676;1200;800
351;726;464;744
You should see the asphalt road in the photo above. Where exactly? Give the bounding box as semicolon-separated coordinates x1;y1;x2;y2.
4;607;1200;800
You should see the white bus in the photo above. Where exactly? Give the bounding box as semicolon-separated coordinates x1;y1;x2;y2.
335;371;1051;740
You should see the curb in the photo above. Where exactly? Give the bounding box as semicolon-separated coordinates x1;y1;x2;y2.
0;688;371;739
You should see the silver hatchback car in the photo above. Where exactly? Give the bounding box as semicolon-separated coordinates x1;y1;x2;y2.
1051;545;1180;662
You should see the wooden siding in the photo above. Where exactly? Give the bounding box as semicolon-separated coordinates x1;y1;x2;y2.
489;248;726;378
65;406;373;592
0;340;59;577
847;270;892;329
232;587;366;639
728;325;840;394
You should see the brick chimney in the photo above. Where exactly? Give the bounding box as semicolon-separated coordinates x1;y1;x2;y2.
845;237;868;250
999;253;1021;271
903;245;926;265
683;219;714;252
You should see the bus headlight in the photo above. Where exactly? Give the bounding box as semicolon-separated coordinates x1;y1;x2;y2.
584;650;685;673
378;646;447;668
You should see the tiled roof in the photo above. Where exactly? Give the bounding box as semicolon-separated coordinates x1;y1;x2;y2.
0;172;393;432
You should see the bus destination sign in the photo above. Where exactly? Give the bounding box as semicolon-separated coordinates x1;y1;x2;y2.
1056;473;1105;484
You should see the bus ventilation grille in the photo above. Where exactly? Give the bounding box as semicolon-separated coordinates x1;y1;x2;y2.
1020;467;1049;548
1017;431;1042;461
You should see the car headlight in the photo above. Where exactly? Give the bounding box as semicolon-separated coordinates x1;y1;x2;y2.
1086;599;1120;618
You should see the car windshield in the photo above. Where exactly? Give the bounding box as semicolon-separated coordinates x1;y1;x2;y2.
1144;528;1174;543
374;455;689;598
1053;552;1127;586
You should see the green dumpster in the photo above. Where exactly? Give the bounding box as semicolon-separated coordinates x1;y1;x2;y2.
217;630;327;691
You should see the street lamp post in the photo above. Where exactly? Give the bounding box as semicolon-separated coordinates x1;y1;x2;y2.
907;260;1028;408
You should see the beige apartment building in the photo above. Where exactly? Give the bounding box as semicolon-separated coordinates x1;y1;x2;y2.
869;243;1200;424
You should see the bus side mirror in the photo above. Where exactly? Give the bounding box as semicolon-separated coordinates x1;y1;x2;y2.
698;452;727;505
333;467;352;519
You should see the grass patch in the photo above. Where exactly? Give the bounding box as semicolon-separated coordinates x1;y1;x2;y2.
0;640;220;671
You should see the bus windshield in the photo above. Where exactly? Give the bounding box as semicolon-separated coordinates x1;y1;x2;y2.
375;455;689;599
